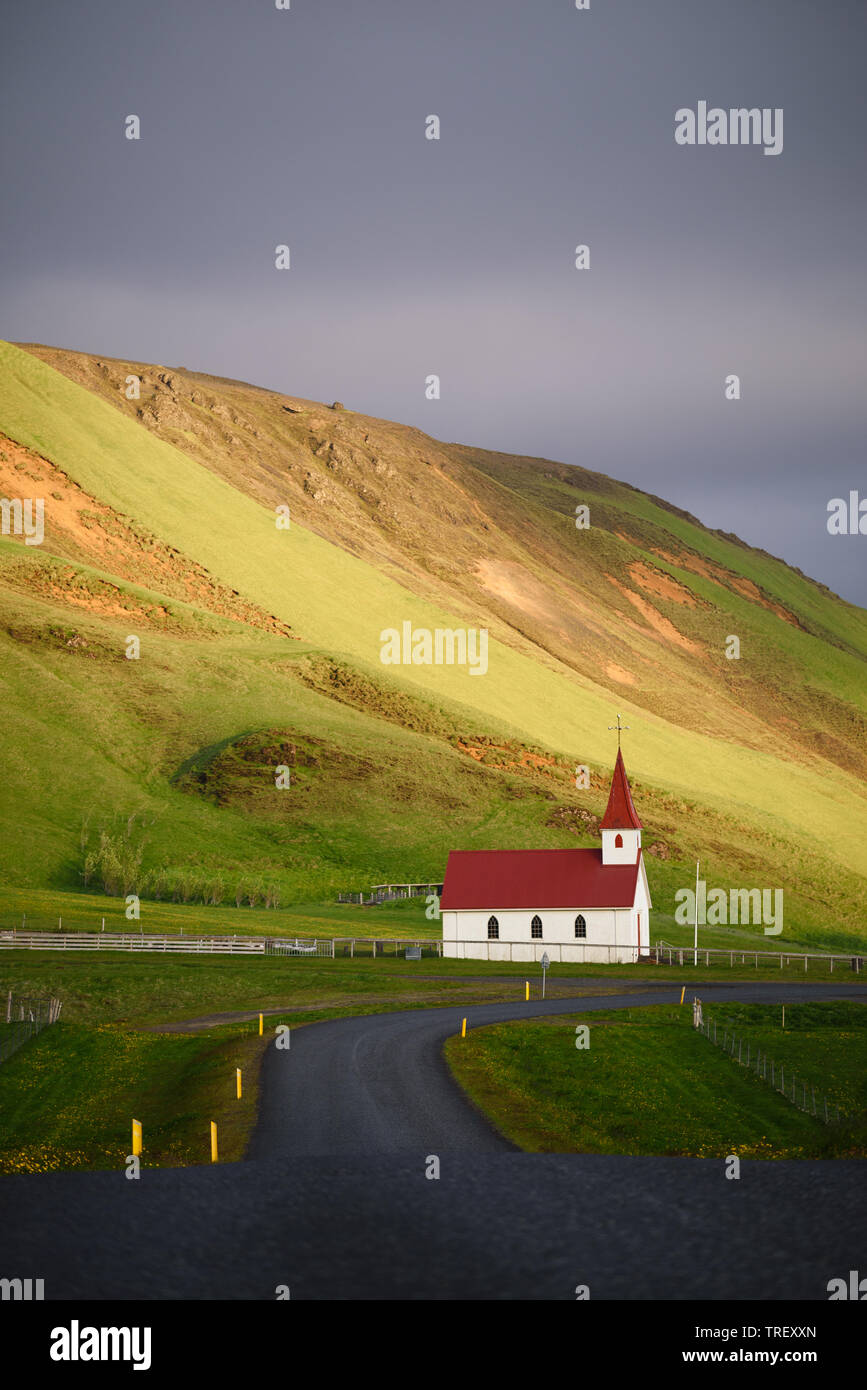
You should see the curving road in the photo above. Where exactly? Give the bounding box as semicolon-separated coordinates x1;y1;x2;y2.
0;980;864;1299
247;979;864;1158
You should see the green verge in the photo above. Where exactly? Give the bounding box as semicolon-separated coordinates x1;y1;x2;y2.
3;951;864;1032
443;1002;867;1159
0;1022;267;1174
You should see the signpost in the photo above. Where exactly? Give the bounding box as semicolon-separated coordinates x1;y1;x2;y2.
541;952;550;999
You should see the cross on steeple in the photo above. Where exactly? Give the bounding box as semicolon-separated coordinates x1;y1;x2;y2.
608;713;630;750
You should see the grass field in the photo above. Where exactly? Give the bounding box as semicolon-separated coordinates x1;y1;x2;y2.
0;883;849;960
0;1022;266;1173
0;886;442;940
444;1002;867;1159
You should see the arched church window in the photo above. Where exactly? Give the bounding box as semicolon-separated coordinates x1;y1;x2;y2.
614;833;623;848
531;915;543;939
575;915;587;938
487;916;499;940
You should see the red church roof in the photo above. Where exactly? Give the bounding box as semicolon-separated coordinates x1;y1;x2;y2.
599;748;642;831
440;848;640;911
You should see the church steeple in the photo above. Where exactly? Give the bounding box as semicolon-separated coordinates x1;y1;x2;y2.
600;748;642;831
601;749;642;864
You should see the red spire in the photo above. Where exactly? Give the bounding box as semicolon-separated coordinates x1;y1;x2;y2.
600;748;642;830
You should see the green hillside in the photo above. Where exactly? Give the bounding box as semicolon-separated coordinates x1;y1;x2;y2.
0;339;865;948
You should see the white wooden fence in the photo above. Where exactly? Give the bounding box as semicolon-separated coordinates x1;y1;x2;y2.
0;930;266;954
652;941;864;972
0;930;442;958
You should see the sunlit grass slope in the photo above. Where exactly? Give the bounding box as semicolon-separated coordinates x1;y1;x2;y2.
0;340;864;946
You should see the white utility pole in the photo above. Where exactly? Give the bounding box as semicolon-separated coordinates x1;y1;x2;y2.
693;859;700;966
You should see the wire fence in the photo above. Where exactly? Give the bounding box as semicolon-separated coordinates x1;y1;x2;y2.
692;998;842;1125
1;992;63;1065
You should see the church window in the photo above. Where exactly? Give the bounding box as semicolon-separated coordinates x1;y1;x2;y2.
614;833;623;848
531;915;543;939
575;915;587;938
487;916;499;940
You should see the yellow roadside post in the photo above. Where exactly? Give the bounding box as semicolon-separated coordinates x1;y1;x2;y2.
210;1121;218;1163
259;1013;263;1036
525;981;529;1001
461;1017;467;1038
680;986;685;1005
236;1068;242;1099
132;1119;142;1156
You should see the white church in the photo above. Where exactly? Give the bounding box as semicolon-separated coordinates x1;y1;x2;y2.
440;748;651;964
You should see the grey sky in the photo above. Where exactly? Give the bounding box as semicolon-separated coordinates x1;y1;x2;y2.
2;0;865;602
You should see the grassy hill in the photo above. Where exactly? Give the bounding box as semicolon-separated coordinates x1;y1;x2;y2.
0;339;865;948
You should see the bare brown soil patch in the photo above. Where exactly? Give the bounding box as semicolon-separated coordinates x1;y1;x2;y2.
605;576;699;653
605;662;636;685
628;561;696;607
0;433;295;639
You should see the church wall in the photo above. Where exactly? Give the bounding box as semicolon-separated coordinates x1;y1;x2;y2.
441;906;640;963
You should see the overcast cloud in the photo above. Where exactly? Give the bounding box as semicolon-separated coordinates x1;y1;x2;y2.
1;0;864;601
